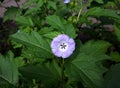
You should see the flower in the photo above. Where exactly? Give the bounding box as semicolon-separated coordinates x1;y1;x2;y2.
64;0;70;4
51;34;75;58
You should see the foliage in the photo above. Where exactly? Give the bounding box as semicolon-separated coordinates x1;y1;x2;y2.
19;60;61;88
1;0;120;88
65;40;111;88
0;51;21;87
104;63;120;88
11;31;53;58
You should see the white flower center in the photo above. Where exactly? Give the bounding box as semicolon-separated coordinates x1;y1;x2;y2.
58;41;68;52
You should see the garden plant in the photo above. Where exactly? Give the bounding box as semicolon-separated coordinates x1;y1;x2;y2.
0;0;120;88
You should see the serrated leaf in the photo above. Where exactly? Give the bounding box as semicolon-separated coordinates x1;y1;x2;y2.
3;7;21;22
104;63;120;88
48;1;57;10
0;51;19;86
65;40;111;88
15;16;34;26
43;31;61;39
11;31;53;58
64;23;77;38
19;60;61;88
46;15;76;38
85;7;120;20
80;40;111;55
46;15;65;30
24;0;43;15
38;27;54;35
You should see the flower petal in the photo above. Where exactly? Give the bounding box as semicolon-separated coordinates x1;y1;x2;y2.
62;51;73;58
68;44;75;51
52;48;58;53
51;41;59;48
51;37;61;48
51;34;75;59
57;34;70;41
68;38;75;44
54;51;63;57
64;0;70;3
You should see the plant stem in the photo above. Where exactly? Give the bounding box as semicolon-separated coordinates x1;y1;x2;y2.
77;0;83;22
61;58;65;88
77;7;83;22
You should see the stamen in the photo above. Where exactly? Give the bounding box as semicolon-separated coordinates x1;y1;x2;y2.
58;41;68;52
60;43;67;49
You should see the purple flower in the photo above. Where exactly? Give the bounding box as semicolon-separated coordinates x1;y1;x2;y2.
64;0;70;4
51;34;75;58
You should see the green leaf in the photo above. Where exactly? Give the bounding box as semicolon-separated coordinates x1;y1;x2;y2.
48;1;57;10
65;40;111;88
80;40;111;55
110;52;120;62
15;16;34;26
104;63;120;88
19;60;61;88
46;15;76;38
36;0;43;7
22;0;36;7
3;7;21;22
95;0;104;4
38;27;54;35
43;31;61;39
114;24;120;41
64;23;77;38
24;0;43;15
46;15;65;30
103;1;116;8
85;7;120;20
0;51;19;86
11;31;53;58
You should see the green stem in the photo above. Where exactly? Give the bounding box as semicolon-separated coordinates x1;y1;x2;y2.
61;58;65;88
77;0;83;22
77;7;83;22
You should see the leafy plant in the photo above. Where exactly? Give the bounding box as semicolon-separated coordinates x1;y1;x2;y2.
65;40;111;88
0;51;20;87
1;0;120;88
